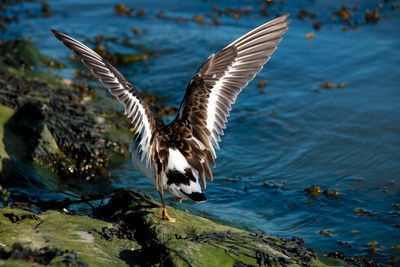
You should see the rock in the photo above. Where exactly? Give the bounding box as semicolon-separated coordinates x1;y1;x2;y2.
0;39;127;183
0;190;348;266
0;105;15;173
0;103;56;187
0;67;113;184
94;190;348;266
0;207;140;266
0;39;64;70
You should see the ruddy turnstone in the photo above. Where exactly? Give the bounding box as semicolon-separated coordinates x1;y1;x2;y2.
52;14;290;221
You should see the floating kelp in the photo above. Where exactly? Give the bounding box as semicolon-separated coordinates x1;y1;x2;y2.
258;80;267;88
72;35;150;66
41;2;51;18
306;31;315;40
325;251;375;266
115;4;132;16
305;185;341;199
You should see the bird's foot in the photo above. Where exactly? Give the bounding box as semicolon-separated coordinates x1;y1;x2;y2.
171;197;187;203
154;209;176;222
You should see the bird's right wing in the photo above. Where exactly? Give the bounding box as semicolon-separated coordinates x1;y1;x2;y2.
52;29;156;167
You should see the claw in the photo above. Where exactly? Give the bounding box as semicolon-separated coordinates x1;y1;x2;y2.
156;192;177;222
154;207;176;222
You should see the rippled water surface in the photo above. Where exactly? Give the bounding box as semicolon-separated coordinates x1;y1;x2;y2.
3;0;400;263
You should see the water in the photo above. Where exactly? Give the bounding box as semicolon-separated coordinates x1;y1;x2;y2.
2;0;400;263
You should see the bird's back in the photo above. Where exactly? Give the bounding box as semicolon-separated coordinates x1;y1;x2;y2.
130;122;206;202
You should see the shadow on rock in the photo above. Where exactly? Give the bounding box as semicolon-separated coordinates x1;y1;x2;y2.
119;248;165;267
0;102;46;188
94;189;158;219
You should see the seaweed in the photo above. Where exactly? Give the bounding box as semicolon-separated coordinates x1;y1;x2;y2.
96;221;135;241
182;231;315;266
325;251;375;266
0;62;113;182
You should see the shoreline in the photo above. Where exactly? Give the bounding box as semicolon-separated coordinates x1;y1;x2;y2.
0;38;374;266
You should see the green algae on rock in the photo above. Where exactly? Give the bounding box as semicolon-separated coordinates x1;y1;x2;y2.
0;104;15;173
0;190;349;266
0;207;140;266
0;39;64;71
94;190;348;267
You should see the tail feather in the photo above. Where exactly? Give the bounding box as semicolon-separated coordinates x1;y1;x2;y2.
181;191;207;202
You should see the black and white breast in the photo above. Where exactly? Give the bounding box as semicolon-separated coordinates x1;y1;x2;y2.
130;139;207;202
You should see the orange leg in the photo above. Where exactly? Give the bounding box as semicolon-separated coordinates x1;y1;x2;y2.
154;192;176;222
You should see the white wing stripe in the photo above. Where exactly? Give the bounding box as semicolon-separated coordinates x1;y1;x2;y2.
205;33;273;152
52;29;154;168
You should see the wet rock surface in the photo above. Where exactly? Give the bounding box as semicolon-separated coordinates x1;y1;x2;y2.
94;190;351;266
0;205;141;266
0;190;348;266
0;65;111;183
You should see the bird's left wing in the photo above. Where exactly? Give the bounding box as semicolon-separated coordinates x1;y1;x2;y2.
52;30;156;167
176;14;290;188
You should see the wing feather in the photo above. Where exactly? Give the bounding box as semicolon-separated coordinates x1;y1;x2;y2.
176;14;290;187
52;29;156;167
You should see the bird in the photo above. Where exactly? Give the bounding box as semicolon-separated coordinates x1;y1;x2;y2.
52;14;290;222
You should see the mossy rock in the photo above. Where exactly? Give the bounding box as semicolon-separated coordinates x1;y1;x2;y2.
0;104;17;172
0;39;64;70
0;103;60;185
0;190;349;266
0;207;140;266
96;190;349;267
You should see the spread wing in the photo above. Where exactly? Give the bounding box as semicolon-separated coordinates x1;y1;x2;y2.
52;29;156;167
177;14;290;187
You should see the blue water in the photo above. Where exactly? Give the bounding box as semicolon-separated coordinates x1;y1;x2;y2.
2;0;400;263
